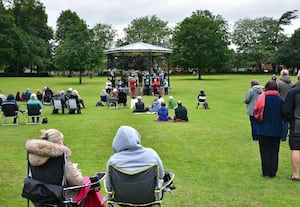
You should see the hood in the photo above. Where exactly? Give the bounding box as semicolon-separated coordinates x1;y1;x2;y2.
25;139;71;166
280;75;292;84
112;126;142;153
7;94;15;100
252;85;264;94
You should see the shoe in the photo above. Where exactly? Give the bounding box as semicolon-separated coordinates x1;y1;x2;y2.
261;174;275;178
288;176;300;181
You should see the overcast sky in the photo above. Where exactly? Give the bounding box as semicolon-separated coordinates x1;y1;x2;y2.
40;0;300;38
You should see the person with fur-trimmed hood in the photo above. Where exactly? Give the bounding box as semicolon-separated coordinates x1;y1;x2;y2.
25;129;84;199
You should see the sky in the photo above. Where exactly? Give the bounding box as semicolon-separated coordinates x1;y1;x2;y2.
40;0;300;39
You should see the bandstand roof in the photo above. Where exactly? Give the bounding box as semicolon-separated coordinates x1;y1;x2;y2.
103;41;172;56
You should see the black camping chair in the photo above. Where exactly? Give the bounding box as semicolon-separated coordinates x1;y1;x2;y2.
1;102;19;126
22;153;105;207
117;92;127;108
104;165;175;207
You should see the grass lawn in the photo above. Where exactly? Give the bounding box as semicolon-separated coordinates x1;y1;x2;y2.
1;74;300;207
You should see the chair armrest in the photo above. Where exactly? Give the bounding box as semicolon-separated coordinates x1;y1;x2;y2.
64;172;106;191
160;172;175;192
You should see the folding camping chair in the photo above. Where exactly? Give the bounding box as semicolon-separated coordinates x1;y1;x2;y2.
53;98;64;114
22;153;106;207
26;104;42;124
1;102;19;126
107;94;118;109
104;164;175;207
67;98;81;114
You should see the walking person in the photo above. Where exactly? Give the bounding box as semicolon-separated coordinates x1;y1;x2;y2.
283;71;300;181
244;80;264;141
254;80;284;178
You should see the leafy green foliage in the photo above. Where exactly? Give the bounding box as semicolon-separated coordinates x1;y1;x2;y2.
124;15;172;47
171;10;231;79
232;10;298;69
275;28;300;68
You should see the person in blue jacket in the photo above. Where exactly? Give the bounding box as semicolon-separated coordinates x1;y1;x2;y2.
157;102;169;121
254;80;284;178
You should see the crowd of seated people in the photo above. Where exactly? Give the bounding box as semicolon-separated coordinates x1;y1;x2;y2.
97;88;127;108
53;88;85;114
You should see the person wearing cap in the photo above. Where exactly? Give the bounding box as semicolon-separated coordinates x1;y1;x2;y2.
25;129;84;199
27;93;43;123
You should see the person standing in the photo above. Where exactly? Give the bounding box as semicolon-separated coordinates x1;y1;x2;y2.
283;71;300;181
254;80;284;178
278;69;293;141
163;80;169;95
129;77;137;98
244;80;264;141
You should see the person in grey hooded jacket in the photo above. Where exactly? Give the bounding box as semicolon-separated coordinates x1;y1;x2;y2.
105;126;164;192
244;79;264;140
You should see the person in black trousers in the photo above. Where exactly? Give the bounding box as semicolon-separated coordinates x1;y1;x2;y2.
254;80;284;178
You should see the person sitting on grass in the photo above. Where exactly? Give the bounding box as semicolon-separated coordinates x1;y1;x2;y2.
168;96;177;109
157;102;169;121
133;96;147;113
148;96;160;113
174;100;188;122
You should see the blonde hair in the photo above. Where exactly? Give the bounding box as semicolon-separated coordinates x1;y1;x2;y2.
41;129;64;143
30;93;37;99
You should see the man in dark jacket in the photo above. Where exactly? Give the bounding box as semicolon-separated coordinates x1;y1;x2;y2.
283;71;300;181
174;100;188;121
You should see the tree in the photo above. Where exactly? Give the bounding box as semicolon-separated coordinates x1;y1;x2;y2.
275;28;300;69
0;1;18;71
88;24;117;73
232;10;298;71
124;15;172;47
12;0;52;71
172;10;230;79
54;10;90;84
4;0;53;74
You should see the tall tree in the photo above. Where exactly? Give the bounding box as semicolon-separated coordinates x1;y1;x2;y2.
5;0;53;74
275;28;300;69
172;10;230;79
88;23;117;73
0;1;18;71
54;10;90;84
124;15;172;47
232;10;298;71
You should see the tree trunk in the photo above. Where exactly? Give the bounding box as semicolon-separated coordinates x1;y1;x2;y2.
198;68;202;80
79;70;82;84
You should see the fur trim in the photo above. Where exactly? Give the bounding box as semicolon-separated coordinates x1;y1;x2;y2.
25;139;72;166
